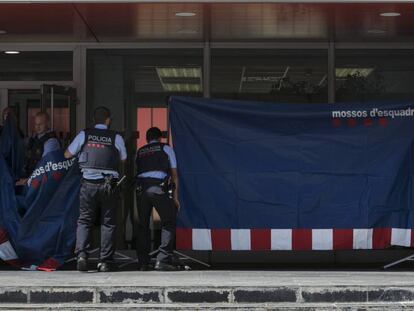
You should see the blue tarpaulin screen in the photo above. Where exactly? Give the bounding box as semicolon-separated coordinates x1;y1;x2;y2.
170;97;414;250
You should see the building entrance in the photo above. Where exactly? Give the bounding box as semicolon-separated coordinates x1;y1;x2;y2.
0;85;77;147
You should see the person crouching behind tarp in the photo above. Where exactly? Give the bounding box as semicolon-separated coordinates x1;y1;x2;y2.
64;107;127;272
135;127;180;271
24;112;61;178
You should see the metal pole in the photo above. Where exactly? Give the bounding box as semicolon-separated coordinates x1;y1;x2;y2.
203;42;211;98
167;103;171;145
50;86;54;130
384;254;414;269
327;4;336;104
328;42;335;104
203;3;211;98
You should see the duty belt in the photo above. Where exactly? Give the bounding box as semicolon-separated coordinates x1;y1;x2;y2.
136;177;167;194
82;175;119;196
82;178;119;184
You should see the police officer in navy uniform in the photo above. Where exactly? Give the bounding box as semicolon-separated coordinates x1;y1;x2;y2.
136;127;180;271
64;106;127;272
0;107;11;137
25;112;60;177
0;107;24;139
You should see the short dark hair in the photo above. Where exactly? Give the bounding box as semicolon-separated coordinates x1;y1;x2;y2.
93;106;111;124
146;127;162;142
35;111;50;122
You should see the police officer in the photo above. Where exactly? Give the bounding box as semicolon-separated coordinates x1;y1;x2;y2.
136;127;180;271
64;106;127;272
25;112;60;176
0;107;24;140
1;107;25;185
0;107;11;136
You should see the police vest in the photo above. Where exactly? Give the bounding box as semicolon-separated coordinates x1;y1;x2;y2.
26;131;58;174
79;128;119;171
136;142;170;176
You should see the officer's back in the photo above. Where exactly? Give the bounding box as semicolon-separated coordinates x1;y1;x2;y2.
64;106;127;272
135;127;180;271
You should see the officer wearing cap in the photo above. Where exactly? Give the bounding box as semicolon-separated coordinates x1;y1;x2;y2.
64;106;127;272
135;127;180;271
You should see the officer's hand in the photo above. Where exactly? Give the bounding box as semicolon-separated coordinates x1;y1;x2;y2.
15;178;28;186
174;198;181;211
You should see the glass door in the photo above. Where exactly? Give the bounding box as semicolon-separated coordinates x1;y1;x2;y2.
41;84;77;149
136;107;169;148
7;89;41;137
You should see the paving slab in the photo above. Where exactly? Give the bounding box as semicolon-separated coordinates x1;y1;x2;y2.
2;270;414;306
2;270;414;288
1;303;414;311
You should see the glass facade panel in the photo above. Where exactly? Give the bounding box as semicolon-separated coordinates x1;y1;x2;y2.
87;49;203;133
211;49;328;103
0;51;73;81
336;50;414;102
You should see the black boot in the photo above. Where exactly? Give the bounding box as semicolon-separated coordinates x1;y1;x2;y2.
77;257;88;272
154;261;179;271
138;261;154;271
97;262;112;272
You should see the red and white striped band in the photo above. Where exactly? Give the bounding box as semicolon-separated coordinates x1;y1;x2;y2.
176;228;414;251
0;228;19;267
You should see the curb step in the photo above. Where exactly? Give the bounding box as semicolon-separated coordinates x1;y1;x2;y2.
1;302;414;311
3;286;414;304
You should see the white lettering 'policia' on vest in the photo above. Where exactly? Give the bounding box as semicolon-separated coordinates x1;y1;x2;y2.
88;135;112;144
